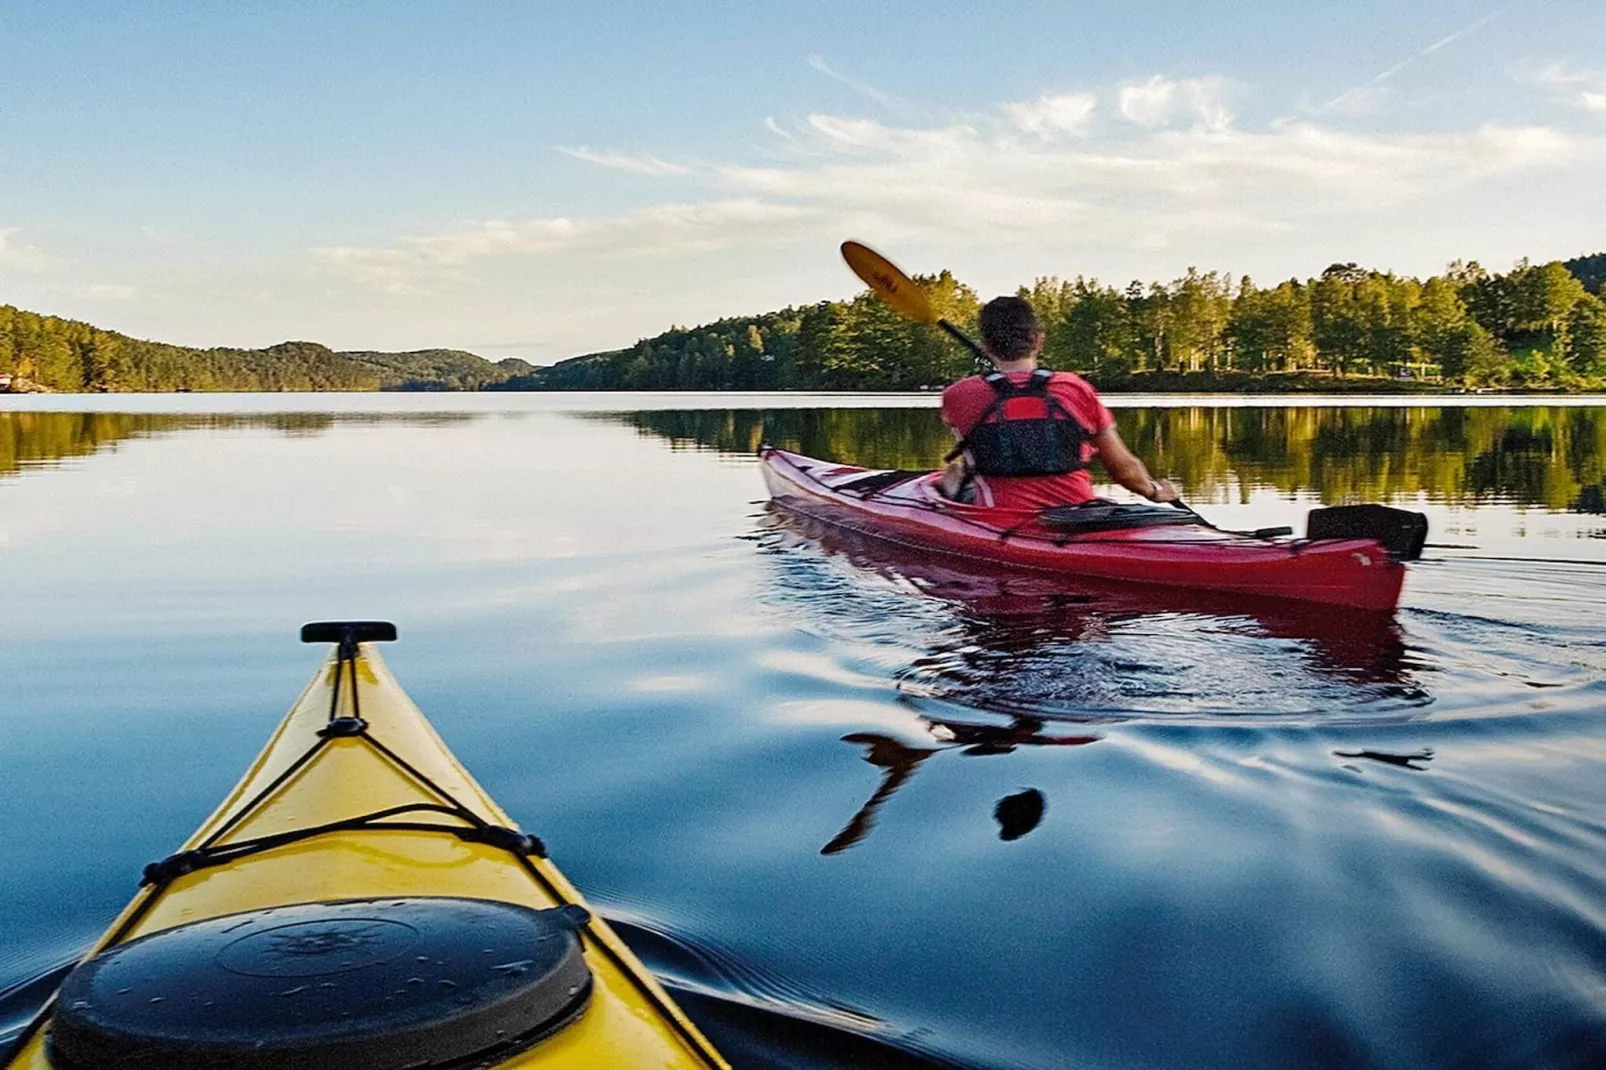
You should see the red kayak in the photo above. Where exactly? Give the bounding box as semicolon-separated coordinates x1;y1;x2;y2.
758;447;1424;613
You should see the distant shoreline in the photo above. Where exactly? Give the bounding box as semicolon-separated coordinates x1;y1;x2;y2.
5;379;1601;397
3;362;1602;397
5;390;1606;417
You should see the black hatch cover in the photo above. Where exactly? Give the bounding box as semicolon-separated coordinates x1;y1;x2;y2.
51;896;593;1070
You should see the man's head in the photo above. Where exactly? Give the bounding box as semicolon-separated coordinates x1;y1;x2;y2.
978;296;1042;364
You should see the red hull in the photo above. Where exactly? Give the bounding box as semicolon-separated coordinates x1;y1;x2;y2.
758;447;1408;612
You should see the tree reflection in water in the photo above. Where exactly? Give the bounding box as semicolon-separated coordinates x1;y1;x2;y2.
613;403;1606;513
0;411;475;480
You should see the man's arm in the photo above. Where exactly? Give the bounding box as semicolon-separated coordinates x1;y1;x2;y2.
1090;425;1179;502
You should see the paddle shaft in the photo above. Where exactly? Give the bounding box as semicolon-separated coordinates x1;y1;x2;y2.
937;318;986;362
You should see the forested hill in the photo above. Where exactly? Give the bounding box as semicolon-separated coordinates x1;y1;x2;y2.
0;304;522;392
530;253;1606;392
338;350;536;391
1566;253;1606;295
5;249;1605;393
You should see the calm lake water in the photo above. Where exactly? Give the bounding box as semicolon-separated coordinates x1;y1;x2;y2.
3;393;1605;1069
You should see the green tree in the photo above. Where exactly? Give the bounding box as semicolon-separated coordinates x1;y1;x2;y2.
1056;279;1132;377
1513;260;1586;334
1565;294;1606;377
1311;266;1367;376
1167;268;1232;373
1439;321;1505;385
1126;282;1170;373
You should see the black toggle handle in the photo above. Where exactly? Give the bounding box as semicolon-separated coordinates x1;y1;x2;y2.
300;621;399;646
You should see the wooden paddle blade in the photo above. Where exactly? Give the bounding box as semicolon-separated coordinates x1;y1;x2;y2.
841;241;936;324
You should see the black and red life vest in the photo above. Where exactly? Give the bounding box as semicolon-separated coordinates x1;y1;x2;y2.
944;369;1090;477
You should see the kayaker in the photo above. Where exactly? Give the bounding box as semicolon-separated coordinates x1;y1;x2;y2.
939;296;1179;509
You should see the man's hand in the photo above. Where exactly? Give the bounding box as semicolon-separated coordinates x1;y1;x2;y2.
1148;478;1180;503
938;458;969;501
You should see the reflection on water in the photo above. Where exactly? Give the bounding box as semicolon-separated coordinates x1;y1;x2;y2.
823;719;1094;855
7;405;1606;514
759;508;1425;719
0;411;473;479
4;399;1606;1069
1334;748;1435;771
615;404;1606;513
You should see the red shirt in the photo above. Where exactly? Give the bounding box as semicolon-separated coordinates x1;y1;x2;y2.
940;370;1114;509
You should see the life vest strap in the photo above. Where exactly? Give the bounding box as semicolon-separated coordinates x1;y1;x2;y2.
945;369;1090;476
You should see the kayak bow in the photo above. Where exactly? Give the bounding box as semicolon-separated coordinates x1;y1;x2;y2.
6;622;728;1070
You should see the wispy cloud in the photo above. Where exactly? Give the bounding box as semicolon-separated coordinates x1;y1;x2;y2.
60;283;138;301
1532;62;1606;114
764;116;800;144
1002;92;1098;138
1323;9;1500;114
559;146;691;176
808;54;905;112
315;199;826;296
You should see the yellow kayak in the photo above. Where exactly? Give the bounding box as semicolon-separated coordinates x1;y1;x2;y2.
6;622;728;1069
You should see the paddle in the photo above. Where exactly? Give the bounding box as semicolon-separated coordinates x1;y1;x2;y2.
840;241;987;364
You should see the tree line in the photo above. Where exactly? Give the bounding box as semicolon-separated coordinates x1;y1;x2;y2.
4;251;1603;393
0;304;536;392
534;252;1606;392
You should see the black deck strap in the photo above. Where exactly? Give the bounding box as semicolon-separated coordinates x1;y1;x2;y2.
458;824;548;858
832;469;927;497
142;850;209;886
1039;501;1201;534
140;806;547;887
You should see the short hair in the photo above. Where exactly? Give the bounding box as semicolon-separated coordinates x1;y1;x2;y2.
979;296;1040;361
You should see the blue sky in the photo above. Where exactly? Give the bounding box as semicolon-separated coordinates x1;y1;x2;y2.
1;1;1603;361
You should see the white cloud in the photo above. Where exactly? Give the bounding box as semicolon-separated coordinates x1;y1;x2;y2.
1119;77;1179;126
1003;92;1098;137
1118;76;1233;130
1532;62;1606;115
317;81;1599;307
290;69;1606;360
315;199;826;296
0;228;48;272
559;146;691;176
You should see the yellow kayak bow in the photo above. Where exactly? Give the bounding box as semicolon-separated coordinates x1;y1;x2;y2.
6;622;728;1069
